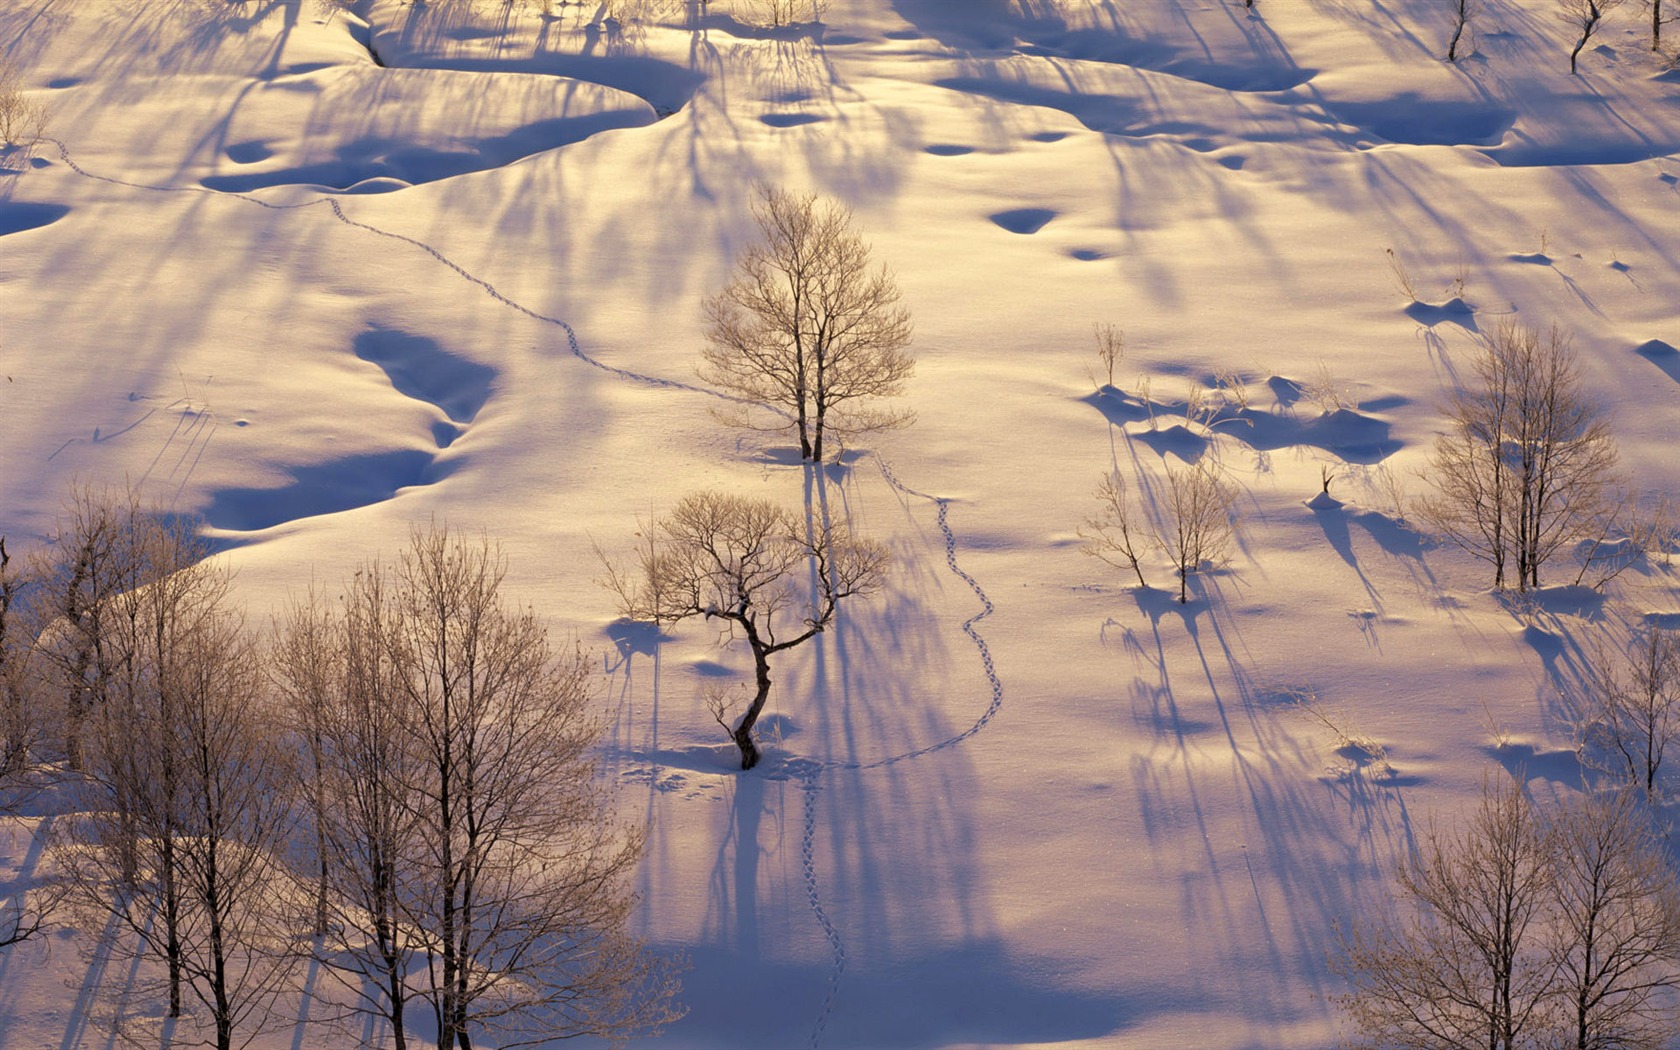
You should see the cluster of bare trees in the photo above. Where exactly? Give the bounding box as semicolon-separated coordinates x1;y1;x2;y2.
1443;0;1660;69
1338;777;1680;1049
1081;463;1240;604
0;491;679;1049
1418;321;1620;593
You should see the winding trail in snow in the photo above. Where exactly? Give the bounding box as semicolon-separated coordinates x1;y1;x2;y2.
42;138;1004;1049
43;138;736;401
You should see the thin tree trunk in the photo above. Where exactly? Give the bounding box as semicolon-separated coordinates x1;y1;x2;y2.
164;834;182;1016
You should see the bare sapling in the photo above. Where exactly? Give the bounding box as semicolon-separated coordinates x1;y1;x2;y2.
1384;247;1419;301
1080;471;1149;589
0;64;47;149
1304;361;1350;415
1214;369;1250;411
1364;462;1410;524
1091;323;1124;390
1160;463;1239;603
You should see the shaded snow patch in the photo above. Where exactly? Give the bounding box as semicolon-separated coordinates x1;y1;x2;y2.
990;207;1056;234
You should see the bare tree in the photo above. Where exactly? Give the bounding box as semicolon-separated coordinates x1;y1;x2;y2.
165;607;302;1050
1418;321;1617;592
0;62;47;149
1579;628;1680;799
1338;778;1680;1049
38;485;128;773
1545;789;1680;1050
1336;776;1559;1049
0;535;60;950
603;491;887;769
1559;0;1628;73
701;185;915;462
1091;323;1125;390
59;557;302;1050
275;576;422;1050
1080;471;1149;589
0;537;39;786
386;526;679;1049
1160;464;1239;604
1447;0;1480;60
741;0;826;24
39;489;224;1015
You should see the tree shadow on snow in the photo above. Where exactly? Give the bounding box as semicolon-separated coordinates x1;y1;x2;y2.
1108;574;1419;1032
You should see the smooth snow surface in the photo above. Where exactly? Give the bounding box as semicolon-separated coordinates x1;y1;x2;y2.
3;1;1680;1047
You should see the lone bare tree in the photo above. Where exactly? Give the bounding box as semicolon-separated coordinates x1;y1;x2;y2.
701;185;915;462
1160;463;1239;603
603;491;888;769
1579;627;1680;799
1559;0;1628;73
0;63;48;149
1418;321;1617;592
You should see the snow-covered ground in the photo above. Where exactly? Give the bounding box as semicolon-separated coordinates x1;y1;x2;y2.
3;0;1680;1046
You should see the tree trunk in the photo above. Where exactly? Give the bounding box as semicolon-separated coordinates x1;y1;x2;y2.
164;835;182;1017
732;647;774;770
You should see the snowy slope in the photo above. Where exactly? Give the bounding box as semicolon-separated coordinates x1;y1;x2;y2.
3;0;1680;1047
